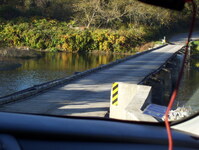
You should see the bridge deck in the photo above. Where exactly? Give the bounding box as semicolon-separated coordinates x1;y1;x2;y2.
0;44;183;117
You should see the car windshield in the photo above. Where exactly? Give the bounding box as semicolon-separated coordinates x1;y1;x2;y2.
0;0;199;125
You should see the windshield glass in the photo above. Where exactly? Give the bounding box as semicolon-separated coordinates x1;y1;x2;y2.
0;0;199;124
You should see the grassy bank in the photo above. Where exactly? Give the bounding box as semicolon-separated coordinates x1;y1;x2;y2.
0;17;166;53
0;0;197;53
191;40;199;58
190;40;199;68
191;41;199;56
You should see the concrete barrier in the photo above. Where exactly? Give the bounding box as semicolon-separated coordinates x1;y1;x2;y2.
110;82;158;122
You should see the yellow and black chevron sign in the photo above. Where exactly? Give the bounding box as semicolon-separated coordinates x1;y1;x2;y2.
112;82;119;106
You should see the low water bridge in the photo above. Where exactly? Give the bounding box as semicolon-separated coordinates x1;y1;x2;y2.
0;33;198;117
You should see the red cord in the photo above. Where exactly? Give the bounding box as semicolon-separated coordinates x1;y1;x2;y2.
164;1;196;150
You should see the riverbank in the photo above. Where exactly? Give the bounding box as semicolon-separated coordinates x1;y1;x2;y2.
190;40;199;70
0;47;44;71
0;17;168;53
0;47;44;58
191;41;199;56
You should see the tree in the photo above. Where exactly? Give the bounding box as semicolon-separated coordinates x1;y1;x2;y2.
98;0;132;26
74;0;133;28
73;0;101;28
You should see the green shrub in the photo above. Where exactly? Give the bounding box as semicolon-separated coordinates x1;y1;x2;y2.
190;41;199;57
0;17;162;53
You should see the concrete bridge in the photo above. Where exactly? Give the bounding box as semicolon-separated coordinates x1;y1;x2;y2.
0;32;198;118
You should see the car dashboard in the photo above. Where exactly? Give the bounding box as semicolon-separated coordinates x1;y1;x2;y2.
0;112;198;150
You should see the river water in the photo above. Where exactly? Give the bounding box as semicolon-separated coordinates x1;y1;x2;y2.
175;59;199;113
0;52;127;97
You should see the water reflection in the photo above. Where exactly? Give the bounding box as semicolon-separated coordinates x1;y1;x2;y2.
175;59;199;113
0;52;127;97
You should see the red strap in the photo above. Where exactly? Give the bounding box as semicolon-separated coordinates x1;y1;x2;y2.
164;0;196;150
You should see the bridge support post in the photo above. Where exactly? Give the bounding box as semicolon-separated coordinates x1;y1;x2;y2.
110;82;157;122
